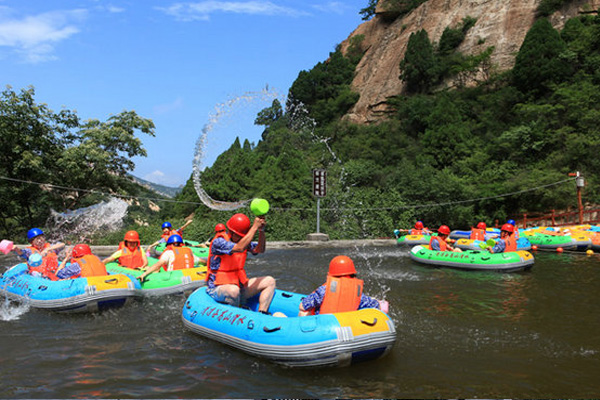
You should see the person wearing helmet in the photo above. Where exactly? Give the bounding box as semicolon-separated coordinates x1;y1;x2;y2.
409;221;431;235
429;225;461;252
12;228;65;280
488;223;517;253
506;219;520;239
147;219;194;251
470;222;490;241
55;244;108;279
299;255;381;316
102;230;148;269
206;213;274;314
138;234;204;281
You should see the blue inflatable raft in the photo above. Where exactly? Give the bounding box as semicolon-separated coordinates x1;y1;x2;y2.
0;263;139;313
182;288;396;368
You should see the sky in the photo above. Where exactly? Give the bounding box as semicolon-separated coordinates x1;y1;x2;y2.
1;0;368;187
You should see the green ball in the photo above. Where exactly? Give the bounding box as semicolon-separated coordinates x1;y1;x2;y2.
250;198;270;216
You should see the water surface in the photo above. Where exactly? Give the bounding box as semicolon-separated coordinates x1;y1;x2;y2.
1;245;598;398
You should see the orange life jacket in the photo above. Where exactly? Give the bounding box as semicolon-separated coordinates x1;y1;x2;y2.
163;245;195;271
206;231;233;282
319;275;364;314
409;229;424;235
470;228;486;241
161;229;180;242
75;254;108;278
207;233;248;286
118;246;145;269
27;243;59;281
504;235;517;252
429;236;448;251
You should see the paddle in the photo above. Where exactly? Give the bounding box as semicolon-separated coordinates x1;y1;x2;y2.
251;198;269;254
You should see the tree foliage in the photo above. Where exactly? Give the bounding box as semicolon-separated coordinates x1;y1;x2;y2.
0;86;155;239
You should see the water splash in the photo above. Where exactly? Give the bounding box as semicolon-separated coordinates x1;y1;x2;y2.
193;87;283;210
0;297;29;321
46;197;129;242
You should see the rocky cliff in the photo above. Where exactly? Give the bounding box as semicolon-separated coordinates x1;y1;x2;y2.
340;0;600;124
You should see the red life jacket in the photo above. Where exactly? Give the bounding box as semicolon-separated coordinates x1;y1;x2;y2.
409;229;424;235
118;246;145;269
429;236;448;251
504;235;517;252
470;228;486;241
27;243;59;281
75;254;108;278
163;246;195;271
319;275;364;314
207;233;248;286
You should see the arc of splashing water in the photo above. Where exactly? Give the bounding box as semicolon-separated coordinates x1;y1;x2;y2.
192;88;282;211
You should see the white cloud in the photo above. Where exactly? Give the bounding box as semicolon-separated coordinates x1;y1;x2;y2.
143;170;184;187
311;2;350;15
0;8;86;63
158;1;309;21
153;97;184;115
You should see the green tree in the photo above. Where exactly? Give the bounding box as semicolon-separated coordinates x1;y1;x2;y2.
399;29;438;93
512;18;572;96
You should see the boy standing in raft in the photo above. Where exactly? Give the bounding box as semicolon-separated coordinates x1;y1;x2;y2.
12;228;65;280
299;255;381;316
488;224;517;253
102;230;148;269
206;213;275;314
55;244;108;279
430;225;461;252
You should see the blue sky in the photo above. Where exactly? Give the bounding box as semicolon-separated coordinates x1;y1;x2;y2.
1;0;367;187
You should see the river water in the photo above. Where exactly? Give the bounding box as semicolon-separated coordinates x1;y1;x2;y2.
1;244;598;399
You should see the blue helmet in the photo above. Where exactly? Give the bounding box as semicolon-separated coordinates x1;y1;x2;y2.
507;219;516;226
27;228;44;241
162;222;172;229
166;234;183;245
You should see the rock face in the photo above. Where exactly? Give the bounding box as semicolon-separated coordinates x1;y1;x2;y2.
340;0;600;124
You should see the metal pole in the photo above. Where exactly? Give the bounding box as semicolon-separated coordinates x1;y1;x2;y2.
317;198;321;233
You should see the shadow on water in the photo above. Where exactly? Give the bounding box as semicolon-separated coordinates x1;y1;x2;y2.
1;246;599;398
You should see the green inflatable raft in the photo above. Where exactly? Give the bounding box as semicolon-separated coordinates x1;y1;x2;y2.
153;240;210;258
409;245;534;272
396;234;435;247
522;231;590;251
106;257;207;296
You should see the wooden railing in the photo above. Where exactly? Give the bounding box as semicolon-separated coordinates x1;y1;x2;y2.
515;208;600;228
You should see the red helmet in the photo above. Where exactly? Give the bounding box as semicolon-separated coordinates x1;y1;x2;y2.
476;222;487;230
215;223;226;233
438;225;451;235
124;230;140;243
328;255;357;277
227;213;251;237
415;221;424;229
72;244;92;258
501;223;514;233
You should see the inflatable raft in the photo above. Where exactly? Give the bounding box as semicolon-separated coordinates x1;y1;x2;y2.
396;234;433;246
522;231;591;251
0;263;139;313
182;288;396;368
454;237;532;251
105;259;207;296
153;240;209;258
409;245;534;272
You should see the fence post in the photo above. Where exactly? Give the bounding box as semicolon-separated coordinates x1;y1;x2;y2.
523;213;527;228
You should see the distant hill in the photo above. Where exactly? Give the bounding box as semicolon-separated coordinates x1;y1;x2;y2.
130;175;182;198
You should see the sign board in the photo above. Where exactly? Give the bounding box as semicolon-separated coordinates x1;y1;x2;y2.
313;169;327;197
